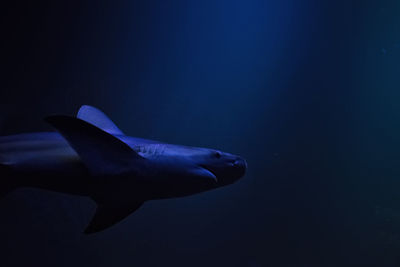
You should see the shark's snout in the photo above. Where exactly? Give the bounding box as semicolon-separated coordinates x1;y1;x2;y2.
233;156;247;178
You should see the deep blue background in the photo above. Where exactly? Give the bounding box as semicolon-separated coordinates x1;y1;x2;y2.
1;0;400;266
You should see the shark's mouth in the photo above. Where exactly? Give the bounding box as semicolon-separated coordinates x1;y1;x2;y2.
200;158;247;184
199;165;218;178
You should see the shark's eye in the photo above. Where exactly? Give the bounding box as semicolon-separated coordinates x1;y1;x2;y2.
214;151;222;159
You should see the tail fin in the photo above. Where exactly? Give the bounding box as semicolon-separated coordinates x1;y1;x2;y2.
0;164;16;199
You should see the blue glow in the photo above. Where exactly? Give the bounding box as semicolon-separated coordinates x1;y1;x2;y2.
2;0;400;266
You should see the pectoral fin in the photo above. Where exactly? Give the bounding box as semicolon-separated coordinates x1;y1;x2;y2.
84;201;144;234
45;115;144;176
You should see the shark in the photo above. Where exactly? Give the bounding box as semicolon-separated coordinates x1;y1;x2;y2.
0;105;247;233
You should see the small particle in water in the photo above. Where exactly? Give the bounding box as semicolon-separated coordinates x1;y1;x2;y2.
381;48;387;55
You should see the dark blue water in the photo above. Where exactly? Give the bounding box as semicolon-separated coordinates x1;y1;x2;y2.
1;0;400;266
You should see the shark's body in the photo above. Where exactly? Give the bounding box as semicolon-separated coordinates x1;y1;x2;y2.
0;106;247;233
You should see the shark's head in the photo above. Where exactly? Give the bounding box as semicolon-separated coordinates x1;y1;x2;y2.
153;145;247;187
136;143;247;188
194;149;247;186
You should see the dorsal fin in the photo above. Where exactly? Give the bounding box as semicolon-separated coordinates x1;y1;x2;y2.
77;105;124;135
45;115;144;176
